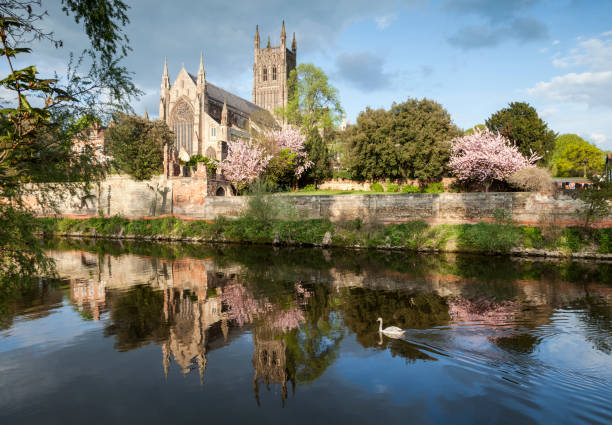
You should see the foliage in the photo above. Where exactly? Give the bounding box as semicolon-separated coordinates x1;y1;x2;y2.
0;1;138;285
553;135;604;178
464;124;486;135
185;154;218;170
370;183;384;192
106;115;172;180
485;102;556;163
219;139;271;193
576;178;612;227
424;182;444;193
302;127;332;186
344;98;462;182
401;185;420;193
506;167;553;193
280;63;343;133
386;183;399;193
449;128;540;191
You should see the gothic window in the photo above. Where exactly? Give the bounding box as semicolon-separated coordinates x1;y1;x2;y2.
263;67;267;82
272;66;277;80
221;141;228;160
205;146;216;160
210;126;216;138
170;100;194;153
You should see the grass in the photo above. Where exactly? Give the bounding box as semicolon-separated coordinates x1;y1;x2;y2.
37;216;612;255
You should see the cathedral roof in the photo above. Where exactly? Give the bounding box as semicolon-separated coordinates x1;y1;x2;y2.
188;73;262;118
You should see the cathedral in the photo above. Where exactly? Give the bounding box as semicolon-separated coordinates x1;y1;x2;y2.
159;21;297;163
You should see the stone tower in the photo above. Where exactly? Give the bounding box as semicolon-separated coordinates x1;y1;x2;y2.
252;21;296;113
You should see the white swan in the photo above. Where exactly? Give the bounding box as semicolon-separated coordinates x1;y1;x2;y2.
377;317;405;338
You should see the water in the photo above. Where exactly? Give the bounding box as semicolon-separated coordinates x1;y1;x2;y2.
1;240;611;424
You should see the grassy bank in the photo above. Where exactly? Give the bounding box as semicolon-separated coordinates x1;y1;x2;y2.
37;216;612;256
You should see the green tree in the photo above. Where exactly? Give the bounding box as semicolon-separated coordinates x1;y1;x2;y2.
302;127;332;187
486;102;556;162
464;124;486;135
106;115;173;180
345;98;462;182
0;1;138;287
552;134;604;177
280;63;343;133
577;178;612;227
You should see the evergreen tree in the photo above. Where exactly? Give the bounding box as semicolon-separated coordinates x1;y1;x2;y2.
485;102;557;163
302;128;332;187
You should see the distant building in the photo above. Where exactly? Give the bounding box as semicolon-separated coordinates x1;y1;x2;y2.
71;122;109;163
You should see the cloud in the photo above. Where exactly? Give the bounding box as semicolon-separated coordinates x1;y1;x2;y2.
528;71;612;108
591;133;608;145
374;14;397;30
444;0;547;49
335;51;393;91
552;35;612;71
553;39;560;45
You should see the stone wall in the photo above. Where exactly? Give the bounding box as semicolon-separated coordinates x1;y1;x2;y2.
32;175;611;225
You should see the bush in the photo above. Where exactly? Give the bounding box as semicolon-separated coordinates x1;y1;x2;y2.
370;183;384;192
424;182;444;193
506;167;553;193
386;183;399;193
401;185;420;193
300;184;316;192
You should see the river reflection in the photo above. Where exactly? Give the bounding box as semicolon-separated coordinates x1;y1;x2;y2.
1;241;611;424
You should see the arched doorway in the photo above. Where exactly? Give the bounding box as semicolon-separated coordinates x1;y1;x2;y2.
170;100;194;154
215;187;225;196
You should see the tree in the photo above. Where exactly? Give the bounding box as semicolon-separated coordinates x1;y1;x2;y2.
280;63;343;133
552;134;604;177
486;102;556;162
302;128;332;187
464;124;486;135
105;115;172;180
577;178;612;227
0;1;138;287
449;128;540;191
219;139;271;193
345;98;462;182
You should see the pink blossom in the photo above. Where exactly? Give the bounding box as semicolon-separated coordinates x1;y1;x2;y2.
266;125;313;178
449;128;541;185
219;139;271;188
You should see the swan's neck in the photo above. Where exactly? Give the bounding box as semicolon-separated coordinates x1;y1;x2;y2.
378;320;383;332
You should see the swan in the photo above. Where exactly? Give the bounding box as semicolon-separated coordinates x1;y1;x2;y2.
377;317;405;338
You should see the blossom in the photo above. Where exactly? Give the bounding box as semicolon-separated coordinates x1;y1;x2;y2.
266;125;313;178
449;128;541;185
219;139;271;188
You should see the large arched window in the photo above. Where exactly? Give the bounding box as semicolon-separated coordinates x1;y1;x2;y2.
272;66;277;80
262;67;267;82
171;100;194;153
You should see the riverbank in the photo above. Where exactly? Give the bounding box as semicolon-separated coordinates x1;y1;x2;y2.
37;216;612;259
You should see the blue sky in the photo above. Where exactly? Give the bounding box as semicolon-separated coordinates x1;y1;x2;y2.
8;0;612;149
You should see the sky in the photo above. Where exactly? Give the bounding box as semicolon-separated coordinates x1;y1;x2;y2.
7;0;612;150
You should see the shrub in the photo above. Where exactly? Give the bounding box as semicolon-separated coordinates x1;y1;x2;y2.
386;183;399;193
424;182;444;193
506;167;553;193
300;184;316;192
401;185;420;193
370;183;384;192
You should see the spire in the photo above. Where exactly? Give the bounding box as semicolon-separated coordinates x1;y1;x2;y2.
143;109;149;120
197;51;205;86
292;32;297;52
221;99;228;125
266;35;271;48
281;20;286;45
161;57;170;90
254;24;260;49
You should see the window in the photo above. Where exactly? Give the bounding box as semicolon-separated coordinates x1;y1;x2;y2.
171;101;194;153
272;66;277;80
210;126;216;137
262;67;267;81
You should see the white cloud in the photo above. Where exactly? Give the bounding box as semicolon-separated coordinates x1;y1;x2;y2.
591;133;608;145
528;71;612;108
374;14;397;30
552;39;560;45
601;30;612;37
552;35;612;71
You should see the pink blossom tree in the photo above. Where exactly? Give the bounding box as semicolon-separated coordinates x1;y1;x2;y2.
219;139;271;192
265;125;313;179
449;128;540;191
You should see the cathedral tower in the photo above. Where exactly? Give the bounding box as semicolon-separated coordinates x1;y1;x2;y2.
252;21;296;113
